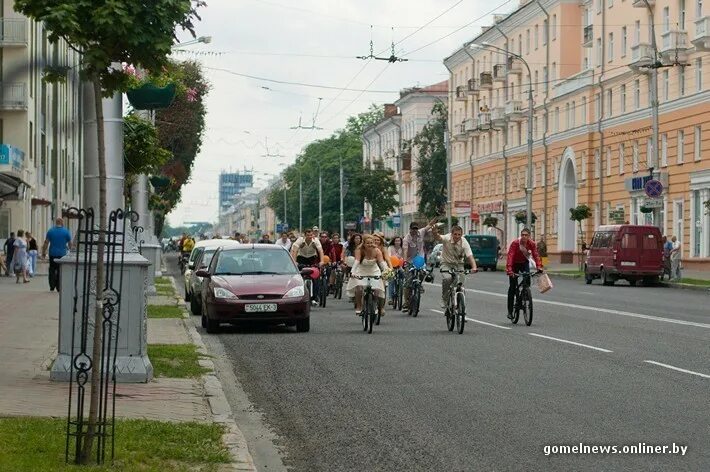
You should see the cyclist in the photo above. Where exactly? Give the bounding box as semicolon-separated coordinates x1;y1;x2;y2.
327;233;344;292
430;224;477;308
318;231;332;258
290;228;325;304
401;219;437;311
506;227;543;319
345;234;388;316
182;235;195;257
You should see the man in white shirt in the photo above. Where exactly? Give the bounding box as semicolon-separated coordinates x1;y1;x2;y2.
290;228;324;267
670;235;682;281
431;225;477;308
275;232;292;251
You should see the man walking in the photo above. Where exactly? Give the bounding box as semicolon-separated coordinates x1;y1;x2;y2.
670;235;682;281
3;232;15;276
42;218;72;291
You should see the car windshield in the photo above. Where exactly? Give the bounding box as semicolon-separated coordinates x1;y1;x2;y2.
202;249;216;267
214;248;298;276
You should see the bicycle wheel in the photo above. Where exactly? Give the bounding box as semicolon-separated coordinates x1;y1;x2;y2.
511;290;520;324
523;288;534;326
396;279;403;311
446;302;455;331
362;293;370;332
319;276;327;307
409;285;420;317
456;291;466;334
391;280;399;311
366;293;376;334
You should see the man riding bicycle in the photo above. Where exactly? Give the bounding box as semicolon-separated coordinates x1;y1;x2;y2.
506;227;543;319
290;228;325;303
431;224;478;308
400;219;437;311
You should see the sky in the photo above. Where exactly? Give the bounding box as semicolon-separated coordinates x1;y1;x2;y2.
167;0;518;226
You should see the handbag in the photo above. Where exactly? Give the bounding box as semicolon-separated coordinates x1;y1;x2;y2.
536;273;553;294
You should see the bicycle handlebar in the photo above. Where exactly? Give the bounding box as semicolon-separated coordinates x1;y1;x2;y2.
513;270;543;277
352;275;382;280
439;268;472;275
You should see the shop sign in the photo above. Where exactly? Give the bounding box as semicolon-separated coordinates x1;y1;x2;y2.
454;201;471;216
472;199;503;213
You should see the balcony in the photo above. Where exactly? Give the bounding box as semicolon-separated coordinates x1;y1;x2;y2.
554;68;594;98
454;121;467;138
660;30;689;62
478;112;492;130
583;25;593;47
632;0;654;7
479;71;493;89
466;78;479;95
0;19;27;47
464;117;479;135
629;43;654;70
490;106;506;127
694;16;710;50
505;100;525;121
506;56;522;76
455;85;467;101
0;83;28;110
493;64;507;82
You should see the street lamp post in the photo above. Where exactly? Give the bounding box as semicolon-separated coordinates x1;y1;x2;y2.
339;155;344;237
472;42;534;230
299;174;303;234
318;164;322;230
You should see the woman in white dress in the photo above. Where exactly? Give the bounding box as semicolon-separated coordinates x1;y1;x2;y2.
346;234;388;316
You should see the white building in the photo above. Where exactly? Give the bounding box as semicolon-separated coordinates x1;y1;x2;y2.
0;5;83;243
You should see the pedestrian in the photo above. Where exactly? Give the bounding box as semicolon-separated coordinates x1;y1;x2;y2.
12;230;30;284
258;233;273;244
41;217;72;292
670;235;682;281
3;232;15;276
26;232;38;277
274;232;292;251
662;235;673;281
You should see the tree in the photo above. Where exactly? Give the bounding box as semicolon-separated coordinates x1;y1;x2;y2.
413;102;447;218
14;0;203;463
569;204;593;248
354;159;399;225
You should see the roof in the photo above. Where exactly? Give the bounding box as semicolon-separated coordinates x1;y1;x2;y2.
194;239;242;249
420;80;448;93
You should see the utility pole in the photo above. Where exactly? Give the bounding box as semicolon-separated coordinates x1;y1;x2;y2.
641;0;661;227
283;184;287;229
299;174;303;234
318;165;322;230
339;155;344;237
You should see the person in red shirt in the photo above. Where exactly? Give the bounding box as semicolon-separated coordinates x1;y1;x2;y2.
327;233;344;293
506;227;543;319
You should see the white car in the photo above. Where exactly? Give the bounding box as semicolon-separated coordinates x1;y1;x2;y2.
184;239;241;314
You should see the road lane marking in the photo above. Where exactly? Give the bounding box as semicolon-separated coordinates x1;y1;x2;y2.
579;291;595;295
527;333;613;353
424;282;710;329
643;360;710;379
430;309;512;329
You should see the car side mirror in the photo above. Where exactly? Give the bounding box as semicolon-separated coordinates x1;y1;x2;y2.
195;269;210;278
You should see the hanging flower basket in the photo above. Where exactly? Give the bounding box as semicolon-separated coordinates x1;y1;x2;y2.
149;176;171;190
127;83;177;110
639;206;654;214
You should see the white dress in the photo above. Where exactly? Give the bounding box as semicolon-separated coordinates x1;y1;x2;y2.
346;258;385;297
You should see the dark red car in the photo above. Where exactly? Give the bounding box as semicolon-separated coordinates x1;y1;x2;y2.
196;244;311;333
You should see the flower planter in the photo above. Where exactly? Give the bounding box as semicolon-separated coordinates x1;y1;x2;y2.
127;83;176;110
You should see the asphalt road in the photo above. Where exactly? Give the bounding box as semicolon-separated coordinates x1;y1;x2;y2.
168;253;709;472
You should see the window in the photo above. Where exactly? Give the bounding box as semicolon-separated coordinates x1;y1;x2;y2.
621;27;627;57
620;84;626;113
596;38;602;66
541;161;546;186
552;15;557;40
543;19;548;45
643;233;659;250
535;24;539;49
518;34;522;55
608;33;614;61
551;62;556;83
595;92;601;120
633;141;639;172
697;0;703;17
634;20;641;45
554;107;560;132
565;103;571;129
594;150;600;178
696;58;703;92
680;0;686;29
678;130;685;164
596;0;602;13
606;89;613;117
663;7;670;32
646;137;652;167
621;233;638;249
543;66;548;85
534;70;539;91
660;133;668;166
582;96;587;123
581;152;588;181
634;79;640;109
526;29;531;54
592;232;614;248
608;0;613;7
695;125;702;161
679;68;686;96
663;70;670;101
606;148;612;176
619;143;625;174
571;101;576;127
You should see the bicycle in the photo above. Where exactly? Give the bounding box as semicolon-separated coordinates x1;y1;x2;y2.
332;264;344;299
298;263;318;306
406;264;430;318
353;275;381;334
441;268;470;334
390;267;405;311
511;271;542;326
318;264;329;308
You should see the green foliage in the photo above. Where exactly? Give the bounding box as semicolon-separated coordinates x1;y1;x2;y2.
267;105;387;232
514;210;537;225
147;305;183;318
124;113;172;177
483;216;498;228
413;103;447;218
148;344;211;378
355;160;399;222
14;0;203;95
705;199;710;214
569;204;592;222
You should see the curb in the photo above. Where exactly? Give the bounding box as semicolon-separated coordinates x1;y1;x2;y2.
167;275;257;472
547;272;710;292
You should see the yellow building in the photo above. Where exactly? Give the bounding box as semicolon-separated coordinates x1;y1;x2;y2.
445;0;710;269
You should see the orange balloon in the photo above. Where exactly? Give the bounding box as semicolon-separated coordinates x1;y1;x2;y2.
322;255;331;264
391;256;402;268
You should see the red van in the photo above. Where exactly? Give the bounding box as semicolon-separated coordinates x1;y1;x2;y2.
584;225;663;286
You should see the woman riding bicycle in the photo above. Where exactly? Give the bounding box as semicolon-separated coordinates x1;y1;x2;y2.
346;234;388;317
506;227;543;320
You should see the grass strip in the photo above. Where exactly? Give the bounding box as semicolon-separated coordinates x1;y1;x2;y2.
0;416;230;471
147;305;183;319
155;285;176;296
676;278;710;286
148;344;211;379
155;276;172;285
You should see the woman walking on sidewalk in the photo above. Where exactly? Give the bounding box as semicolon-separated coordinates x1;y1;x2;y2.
26;232;38;277
13;230;29;284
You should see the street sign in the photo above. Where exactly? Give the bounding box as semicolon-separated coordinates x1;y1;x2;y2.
345;222;357;230
642;198;663;209
276;223;282;233
392;215;401;227
644;179;664;198
454;200;471;216
608;208;625;224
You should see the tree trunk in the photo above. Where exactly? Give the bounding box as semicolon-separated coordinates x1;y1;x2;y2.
80;76;107;464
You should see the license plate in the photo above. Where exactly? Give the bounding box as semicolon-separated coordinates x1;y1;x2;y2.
620;261;636;267
244;303;277;313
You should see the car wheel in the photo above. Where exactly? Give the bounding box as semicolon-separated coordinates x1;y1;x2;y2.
296;317;310;333
490;265;497;272
205;314;220;334
584;266;593;285
184;286;190;302
201;314;207;328
190;295;201;316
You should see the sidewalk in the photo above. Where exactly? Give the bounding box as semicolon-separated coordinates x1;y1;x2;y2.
0;268;256;470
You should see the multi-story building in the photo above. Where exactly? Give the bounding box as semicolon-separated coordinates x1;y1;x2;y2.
218;171;253;213
0;5;83;243
361;81;448;236
445;0;710;269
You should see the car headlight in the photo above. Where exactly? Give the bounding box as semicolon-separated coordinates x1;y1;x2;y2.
214;287;237;299
284;286;305;298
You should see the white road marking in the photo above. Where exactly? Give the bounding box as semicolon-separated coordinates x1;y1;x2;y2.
579;291;595;295
465;317;512;330
527;333;613;353
425;282;710;330
643;360;710;379
431;309;444;313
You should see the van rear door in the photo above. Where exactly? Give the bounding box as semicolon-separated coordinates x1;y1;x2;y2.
617;230;641;272
639;230;663;272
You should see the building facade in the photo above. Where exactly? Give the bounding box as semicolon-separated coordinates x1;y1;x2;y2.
445;0;710;269
361;82;448;236
0;5;83;245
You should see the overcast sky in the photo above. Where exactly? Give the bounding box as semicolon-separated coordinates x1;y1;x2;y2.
167;0;516;226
